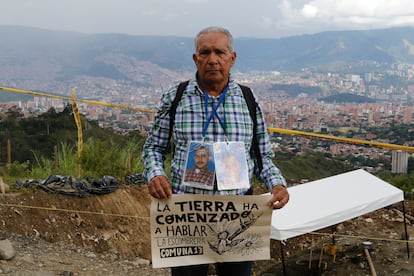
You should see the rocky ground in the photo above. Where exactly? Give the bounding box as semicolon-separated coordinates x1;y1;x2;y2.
0;185;413;275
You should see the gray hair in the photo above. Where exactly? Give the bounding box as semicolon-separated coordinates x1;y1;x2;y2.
195;144;211;157
195;26;234;53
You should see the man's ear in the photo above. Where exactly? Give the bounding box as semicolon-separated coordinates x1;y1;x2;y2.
230;51;237;66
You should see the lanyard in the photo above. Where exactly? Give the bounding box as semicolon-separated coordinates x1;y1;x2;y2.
202;86;228;138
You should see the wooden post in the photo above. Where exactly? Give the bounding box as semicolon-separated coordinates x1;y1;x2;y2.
7;139;11;165
318;244;325;268
364;248;377;276
54;145;59;170
280;241;286;276
127;150;131;173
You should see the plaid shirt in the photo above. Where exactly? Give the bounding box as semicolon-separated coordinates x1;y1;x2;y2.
142;76;286;195
184;168;215;187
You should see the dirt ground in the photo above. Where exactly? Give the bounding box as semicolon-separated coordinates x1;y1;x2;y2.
0;184;413;275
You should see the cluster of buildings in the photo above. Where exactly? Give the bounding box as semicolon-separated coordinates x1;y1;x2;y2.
1;62;414;173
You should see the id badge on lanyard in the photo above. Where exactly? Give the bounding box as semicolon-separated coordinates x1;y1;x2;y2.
214;141;249;190
182;141;215;190
181;86;249;191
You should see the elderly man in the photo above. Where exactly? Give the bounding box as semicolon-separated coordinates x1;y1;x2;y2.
143;26;289;276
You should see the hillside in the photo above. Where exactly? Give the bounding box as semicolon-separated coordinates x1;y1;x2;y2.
1;184;413;275
0;106;149;184
0;105;353;183
238;27;414;71
321;93;376;103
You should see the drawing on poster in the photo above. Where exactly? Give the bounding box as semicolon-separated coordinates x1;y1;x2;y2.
205;213;264;255
150;194;273;268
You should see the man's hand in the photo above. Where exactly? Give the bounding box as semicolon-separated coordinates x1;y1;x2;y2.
268;185;289;209
148;175;172;199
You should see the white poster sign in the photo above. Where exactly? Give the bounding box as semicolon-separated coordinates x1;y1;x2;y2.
150;194;273;268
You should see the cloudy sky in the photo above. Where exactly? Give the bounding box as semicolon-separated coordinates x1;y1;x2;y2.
2;0;414;38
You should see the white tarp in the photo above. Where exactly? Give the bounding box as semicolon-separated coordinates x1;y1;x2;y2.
270;169;404;241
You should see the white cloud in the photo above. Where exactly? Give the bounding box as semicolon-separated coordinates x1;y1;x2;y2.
1;0;414;38
301;4;319;18
300;0;414;28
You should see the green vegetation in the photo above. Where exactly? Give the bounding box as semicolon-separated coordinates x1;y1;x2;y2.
366;124;414;145
0;105;146;184
275;152;353;181
1;107;413;199
321;93;376;103
3;138;145;184
377;169;414;199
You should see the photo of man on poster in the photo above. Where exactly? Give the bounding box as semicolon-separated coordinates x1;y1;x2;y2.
183;142;215;189
214;141;250;191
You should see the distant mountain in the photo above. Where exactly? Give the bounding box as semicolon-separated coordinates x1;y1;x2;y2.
1;25;414;88
269;84;323;97
237;27;414;71
0;26;194;86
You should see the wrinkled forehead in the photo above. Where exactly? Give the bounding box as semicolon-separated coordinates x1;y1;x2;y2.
196;32;231;52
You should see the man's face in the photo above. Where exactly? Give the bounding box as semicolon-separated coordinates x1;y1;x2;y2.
194;148;210;170
224;155;240;178
193;32;236;87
